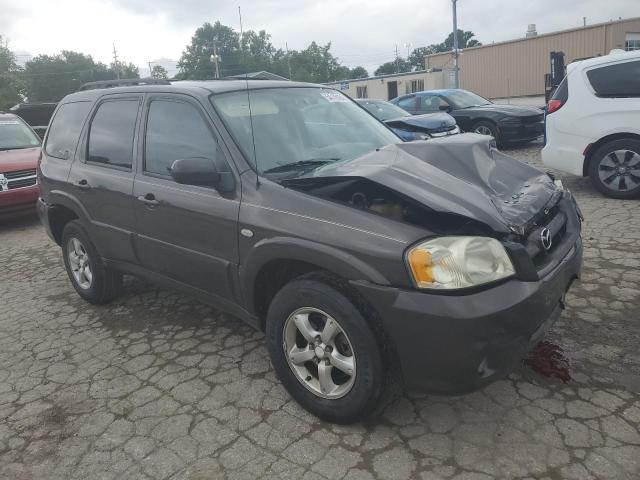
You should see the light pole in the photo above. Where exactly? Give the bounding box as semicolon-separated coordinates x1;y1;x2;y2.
452;0;459;88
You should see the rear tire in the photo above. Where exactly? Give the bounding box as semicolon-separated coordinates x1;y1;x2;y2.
265;273;384;424
61;220;122;304
588;139;640;199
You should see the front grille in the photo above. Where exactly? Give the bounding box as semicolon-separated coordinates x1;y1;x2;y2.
1;168;37;191
3;168;36;180
524;207;568;270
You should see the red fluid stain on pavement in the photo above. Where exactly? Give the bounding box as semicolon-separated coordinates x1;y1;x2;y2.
523;341;572;382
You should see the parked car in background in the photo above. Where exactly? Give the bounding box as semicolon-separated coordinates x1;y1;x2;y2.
9;102;57;139
391;89;544;146
542;50;640;199
38;80;582;423
0;113;41;219
356;98;459;141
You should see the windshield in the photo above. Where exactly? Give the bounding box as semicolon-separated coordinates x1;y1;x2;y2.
211;87;399;177
0;118;41;150
445;90;492;109
359;100;411;121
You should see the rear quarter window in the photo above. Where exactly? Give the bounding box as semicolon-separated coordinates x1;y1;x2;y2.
551;76;569;103
586;60;640;98
45;101;92;159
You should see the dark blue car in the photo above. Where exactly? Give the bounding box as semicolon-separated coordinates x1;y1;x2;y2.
356;98;459;142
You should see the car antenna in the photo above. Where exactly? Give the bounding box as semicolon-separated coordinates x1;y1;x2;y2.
238;5;260;188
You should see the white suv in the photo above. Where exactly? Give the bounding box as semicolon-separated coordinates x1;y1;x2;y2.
542;50;640;198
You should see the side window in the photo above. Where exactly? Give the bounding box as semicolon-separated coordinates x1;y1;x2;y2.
586;61;640;98
144;100;224;177
87;100;139;168
45;101;92;159
396;96;416;110
420;95;447;112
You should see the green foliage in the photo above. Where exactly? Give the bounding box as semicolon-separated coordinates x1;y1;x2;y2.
374;58;412;76
0;36;23;110
177;21;368;82
21;51;139;102
150;65;169;79
382;31;482;74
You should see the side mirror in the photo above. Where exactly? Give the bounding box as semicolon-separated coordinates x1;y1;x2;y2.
439;105;452;112
170;157;225;188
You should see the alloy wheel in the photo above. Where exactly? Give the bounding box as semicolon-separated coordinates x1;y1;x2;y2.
474;125;493;136
67;237;93;290
282;307;356;399
598;149;640;192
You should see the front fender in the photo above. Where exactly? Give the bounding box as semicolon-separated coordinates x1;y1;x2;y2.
239;236;391;315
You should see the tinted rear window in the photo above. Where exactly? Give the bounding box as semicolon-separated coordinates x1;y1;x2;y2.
87;100;139;168
586;60;640;98
551;76;569;103
45;102;92;159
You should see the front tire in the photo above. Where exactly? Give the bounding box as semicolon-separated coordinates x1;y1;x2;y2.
266;274;384;424
472;120;498;141
588;139;640;199
61;220;122;304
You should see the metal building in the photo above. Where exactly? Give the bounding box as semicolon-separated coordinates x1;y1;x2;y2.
425;17;640;100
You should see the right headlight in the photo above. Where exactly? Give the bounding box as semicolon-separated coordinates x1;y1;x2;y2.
406;236;515;290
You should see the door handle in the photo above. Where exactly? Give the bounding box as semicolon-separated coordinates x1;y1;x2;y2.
137;193;159;206
76;179;91;190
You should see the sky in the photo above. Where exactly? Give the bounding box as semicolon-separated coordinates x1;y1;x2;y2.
1;0;638;76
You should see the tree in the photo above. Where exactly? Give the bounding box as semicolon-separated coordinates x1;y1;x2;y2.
112;61;140;79
177;21;242;79
0;36;23;109
150;65;168;79
348;66;369;79
408;46;436;71
374;58;411;76
441;29;482;50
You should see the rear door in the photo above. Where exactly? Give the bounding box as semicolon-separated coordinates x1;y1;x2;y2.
132;93;240;300
67;94;141;263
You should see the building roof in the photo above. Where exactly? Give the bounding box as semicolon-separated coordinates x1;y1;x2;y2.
325;69;436;86
426;16;640;58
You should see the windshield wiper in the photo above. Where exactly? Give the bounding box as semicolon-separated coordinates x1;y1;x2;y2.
263;158;339;174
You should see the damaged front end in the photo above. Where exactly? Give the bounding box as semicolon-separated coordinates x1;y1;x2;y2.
282;134;582;283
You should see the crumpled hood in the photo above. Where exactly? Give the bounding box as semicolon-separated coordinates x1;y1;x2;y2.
301;134;559;234
385;112;456;130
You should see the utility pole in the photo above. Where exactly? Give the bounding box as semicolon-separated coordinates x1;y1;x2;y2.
211;45;221;79
112;43;120;79
148;62;153;76
286;42;292;80
394;44;399;74
452;0;459;88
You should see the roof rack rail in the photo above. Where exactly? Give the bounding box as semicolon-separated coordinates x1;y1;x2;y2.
79;77;171;91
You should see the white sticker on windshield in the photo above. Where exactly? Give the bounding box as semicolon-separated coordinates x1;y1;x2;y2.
320;90;349;102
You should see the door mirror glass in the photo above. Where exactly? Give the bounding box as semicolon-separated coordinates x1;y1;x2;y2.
170;157;220;187
439;105;452;112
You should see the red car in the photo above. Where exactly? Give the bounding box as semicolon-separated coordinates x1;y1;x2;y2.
0;113;41;219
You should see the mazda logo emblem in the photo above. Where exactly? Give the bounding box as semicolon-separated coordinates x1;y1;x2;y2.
0;174;8;192
540;227;552;251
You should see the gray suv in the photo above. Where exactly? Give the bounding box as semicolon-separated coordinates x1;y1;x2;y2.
38;80;583;423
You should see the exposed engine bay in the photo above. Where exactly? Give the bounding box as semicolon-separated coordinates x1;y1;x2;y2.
283;176;495;236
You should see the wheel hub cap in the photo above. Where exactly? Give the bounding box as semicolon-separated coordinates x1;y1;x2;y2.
283;307;356;399
598;149;640;191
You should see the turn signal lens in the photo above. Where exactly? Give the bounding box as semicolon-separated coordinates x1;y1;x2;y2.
406;237;515;290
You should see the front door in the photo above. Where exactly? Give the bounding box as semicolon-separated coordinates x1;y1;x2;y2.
67;95;141;263
132;94;240;300
387;81;398;100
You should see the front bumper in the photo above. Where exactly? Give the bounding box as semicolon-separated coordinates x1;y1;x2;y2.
352;229;582;394
499;121;544;142
0;184;39;219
